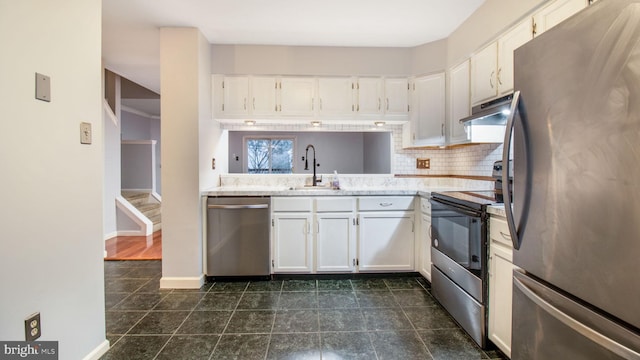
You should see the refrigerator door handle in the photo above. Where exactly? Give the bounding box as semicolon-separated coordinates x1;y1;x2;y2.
514;274;640;360
502;91;529;250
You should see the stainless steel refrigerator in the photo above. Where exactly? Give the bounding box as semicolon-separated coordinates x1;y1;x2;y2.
503;0;640;358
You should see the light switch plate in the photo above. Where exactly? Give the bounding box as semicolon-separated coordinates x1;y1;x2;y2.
35;73;51;102
80;122;92;144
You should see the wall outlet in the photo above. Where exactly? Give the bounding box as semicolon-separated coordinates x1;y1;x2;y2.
25;312;41;341
416;158;430;169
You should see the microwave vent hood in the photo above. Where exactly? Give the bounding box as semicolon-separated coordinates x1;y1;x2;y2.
459;93;514;143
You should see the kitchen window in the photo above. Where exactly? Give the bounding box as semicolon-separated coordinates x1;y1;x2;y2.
244;137;295;174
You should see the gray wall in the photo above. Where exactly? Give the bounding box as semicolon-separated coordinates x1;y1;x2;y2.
229;131;392;174
121;143;155;190
121;110;162;193
363;132;392;174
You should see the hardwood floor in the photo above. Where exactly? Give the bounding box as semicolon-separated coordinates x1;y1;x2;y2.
105;231;162;260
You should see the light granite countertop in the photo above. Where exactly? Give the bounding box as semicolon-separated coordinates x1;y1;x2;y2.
202;185;445;197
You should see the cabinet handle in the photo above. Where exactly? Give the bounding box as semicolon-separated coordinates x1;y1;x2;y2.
312;98;314;111
307;222;311;234
379;202;393;207
352;104;355;112
353;259;356;266
386;98;389;111
490;70;495;89
244;98;247;110
441;123;444;136
378;98;381;111
316;221;320;234
499;231;511;240
497;67;503;86
253;98;255;110
532;18;538;37
357;104;359;112
428;225;433;240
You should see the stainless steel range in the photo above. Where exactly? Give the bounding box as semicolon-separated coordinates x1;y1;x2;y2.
429;160;510;348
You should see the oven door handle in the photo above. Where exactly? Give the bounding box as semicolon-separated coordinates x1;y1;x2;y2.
430;197;482;218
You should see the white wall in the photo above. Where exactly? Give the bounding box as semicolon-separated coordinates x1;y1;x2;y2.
161;27;213;288
104;102;121;239
0;1;107;359
211;45;418;76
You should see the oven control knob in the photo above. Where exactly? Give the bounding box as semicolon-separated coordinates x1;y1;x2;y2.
434;239;439;247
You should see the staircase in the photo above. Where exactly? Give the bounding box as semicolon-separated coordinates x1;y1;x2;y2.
122;191;162;232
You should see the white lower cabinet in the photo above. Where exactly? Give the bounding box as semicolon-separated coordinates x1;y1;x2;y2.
419;197;432;281
488;215;514;358
315;197;356;273
357;197;415;272
271;198;313;273
271;196;416;274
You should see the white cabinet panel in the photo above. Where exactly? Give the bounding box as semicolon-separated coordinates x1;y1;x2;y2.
420;213;432;281
356;77;383;116
251;76;278;116
449;60;470;144
317;77;354;116
533;0;588;37
316;213;356;272
279;77;315;116
221;76;250;116
488;215;514;358
272;213;313;273
497;20;534;96
358;212;415;271
384;78;410;117
471;42;498;105
413;72;446;146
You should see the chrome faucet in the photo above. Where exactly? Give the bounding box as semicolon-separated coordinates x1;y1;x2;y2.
304;144;320;186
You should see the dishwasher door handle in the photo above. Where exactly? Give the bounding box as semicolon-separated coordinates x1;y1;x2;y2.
208;204;269;209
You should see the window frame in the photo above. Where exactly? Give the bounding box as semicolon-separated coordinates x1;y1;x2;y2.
242;135;297;174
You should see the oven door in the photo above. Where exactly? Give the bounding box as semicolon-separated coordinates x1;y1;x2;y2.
430;197;483;275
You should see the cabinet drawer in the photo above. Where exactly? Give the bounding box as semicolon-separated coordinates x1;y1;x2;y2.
490;216;513;248
272;197;313;212
358;196;414;211
316;197;355;212
420;197;431;214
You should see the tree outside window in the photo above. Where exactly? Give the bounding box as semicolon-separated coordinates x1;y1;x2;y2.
246;137;294;174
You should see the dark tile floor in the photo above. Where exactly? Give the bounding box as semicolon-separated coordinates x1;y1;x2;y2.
102;260;507;360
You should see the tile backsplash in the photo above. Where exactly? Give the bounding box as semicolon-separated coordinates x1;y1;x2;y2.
221;122;503;177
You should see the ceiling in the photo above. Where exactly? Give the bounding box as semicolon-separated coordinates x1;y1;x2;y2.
103;0;485;98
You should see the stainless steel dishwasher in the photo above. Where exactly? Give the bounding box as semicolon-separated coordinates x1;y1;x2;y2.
206;197;271;277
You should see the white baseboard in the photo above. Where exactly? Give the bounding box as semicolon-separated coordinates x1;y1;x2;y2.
160;275;205;289
117;230;147;236
82;339;110;360
104;231;118;241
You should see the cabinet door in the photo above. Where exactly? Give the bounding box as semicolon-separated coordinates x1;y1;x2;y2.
497;20;533;96
470;42;498;105
221;76;250;116
358;212;415;271
413;73;446;146
488;241;514;358
384;78;410;117
420;213;432;281
533;0;587;37
356;77;383;116
317;77;354;117
316;213;356;272
272;213;312;273
279;77;316;116
449;60;471;144
251;76;278;116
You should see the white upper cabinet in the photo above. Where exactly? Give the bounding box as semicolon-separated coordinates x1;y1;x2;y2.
384;78;410;117
471;18;533;105
497;20;534;96
355;77;384;117
218;76;250;116
251;76;278;116
317;77;355;117
412;72;446;146
533;0;589;37
470;42;499;105
279;77;316;116
448;59;470;144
